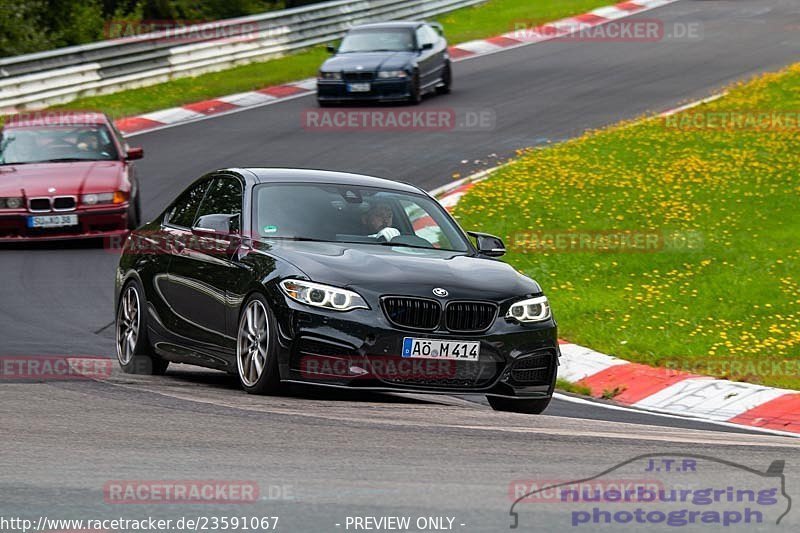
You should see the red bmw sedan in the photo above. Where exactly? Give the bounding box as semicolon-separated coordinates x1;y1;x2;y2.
0;111;144;241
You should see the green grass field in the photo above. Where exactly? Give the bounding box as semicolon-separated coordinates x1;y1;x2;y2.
51;0;611;118
454;63;800;390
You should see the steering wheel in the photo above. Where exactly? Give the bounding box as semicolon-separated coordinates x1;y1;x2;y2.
387;234;434;248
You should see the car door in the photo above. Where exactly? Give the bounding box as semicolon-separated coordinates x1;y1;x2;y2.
163;173;245;369
154;177;211;343
416;24;447;88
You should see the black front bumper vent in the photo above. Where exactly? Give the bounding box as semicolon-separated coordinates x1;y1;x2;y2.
510;350;556;385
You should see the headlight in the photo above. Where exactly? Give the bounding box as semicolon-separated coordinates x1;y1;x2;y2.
0;197;23;209
377;70;408;79
81;191;127;205
506;296;551;323
280;279;369;311
318;71;342;80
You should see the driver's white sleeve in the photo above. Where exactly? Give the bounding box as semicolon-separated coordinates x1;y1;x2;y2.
377;227;401;241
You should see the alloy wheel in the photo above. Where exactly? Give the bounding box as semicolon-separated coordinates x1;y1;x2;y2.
116;285;140;365
237;299;270;387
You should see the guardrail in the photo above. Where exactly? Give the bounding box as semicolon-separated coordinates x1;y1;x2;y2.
0;0;486;112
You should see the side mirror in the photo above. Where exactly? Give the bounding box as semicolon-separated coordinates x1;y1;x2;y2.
429;22;444;36
421;42;434;51
326;43;337;54
468;231;506;257
192;213;239;238
126;147;144;160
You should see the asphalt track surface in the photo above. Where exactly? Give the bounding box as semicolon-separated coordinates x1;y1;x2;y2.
2;0;800;530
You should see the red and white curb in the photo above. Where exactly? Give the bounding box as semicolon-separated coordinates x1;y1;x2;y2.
115;0;680;136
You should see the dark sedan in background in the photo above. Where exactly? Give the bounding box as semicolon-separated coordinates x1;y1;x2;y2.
317;22;452;105
0;111;144;241
114;168;558;413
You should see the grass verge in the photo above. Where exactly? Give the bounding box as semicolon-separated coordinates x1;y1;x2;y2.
556;378;593;396
454;63;800;390
51;0;612;118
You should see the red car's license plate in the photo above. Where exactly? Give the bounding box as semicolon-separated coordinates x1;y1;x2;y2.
27;214;79;228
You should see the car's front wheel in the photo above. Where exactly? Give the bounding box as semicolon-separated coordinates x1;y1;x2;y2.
236;294;282;394
127;193;141;230
487;395;552;414
408;71;422;104
116;280;169;375
436;62;452;95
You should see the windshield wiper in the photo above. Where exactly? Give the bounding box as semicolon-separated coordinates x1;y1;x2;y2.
373;241;435;250
263;236;333;242
31;158;97;163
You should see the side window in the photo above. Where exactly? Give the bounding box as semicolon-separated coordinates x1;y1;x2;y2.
399;199;454;250
417;25;438;47
166;180;210;228
193;177;243;232
415;28;427;48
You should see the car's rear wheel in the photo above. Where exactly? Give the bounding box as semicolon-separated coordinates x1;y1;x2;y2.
236;294;282;394
436;62;452;94
487;395;552;414
116;280;169;375
409;71;422;104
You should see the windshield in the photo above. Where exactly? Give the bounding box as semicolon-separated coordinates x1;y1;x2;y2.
0;125;119;165
338;29;415;53
253;183;470;252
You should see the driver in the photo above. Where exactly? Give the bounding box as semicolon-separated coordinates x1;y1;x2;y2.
362;202;400;241
76;130;101;153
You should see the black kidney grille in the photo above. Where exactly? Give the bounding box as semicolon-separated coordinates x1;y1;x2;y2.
382;297;441;330
510;351;555;385
53;196;76;210
343;71;374;82
29;198;51;211
445;301;497;332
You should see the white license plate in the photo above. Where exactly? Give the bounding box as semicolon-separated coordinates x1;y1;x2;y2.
347;83;371;93
27;214;78;228
402;337;480;361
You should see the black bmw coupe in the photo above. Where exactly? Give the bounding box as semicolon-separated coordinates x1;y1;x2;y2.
317;22;452;105
114;169;559;413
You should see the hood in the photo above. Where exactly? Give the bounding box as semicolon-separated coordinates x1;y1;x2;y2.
262;241;541;301
321;51;416;73
0;161;124;198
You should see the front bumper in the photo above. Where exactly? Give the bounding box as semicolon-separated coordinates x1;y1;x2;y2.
317;78;412;102
275;300;559;399
0;206;129;242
